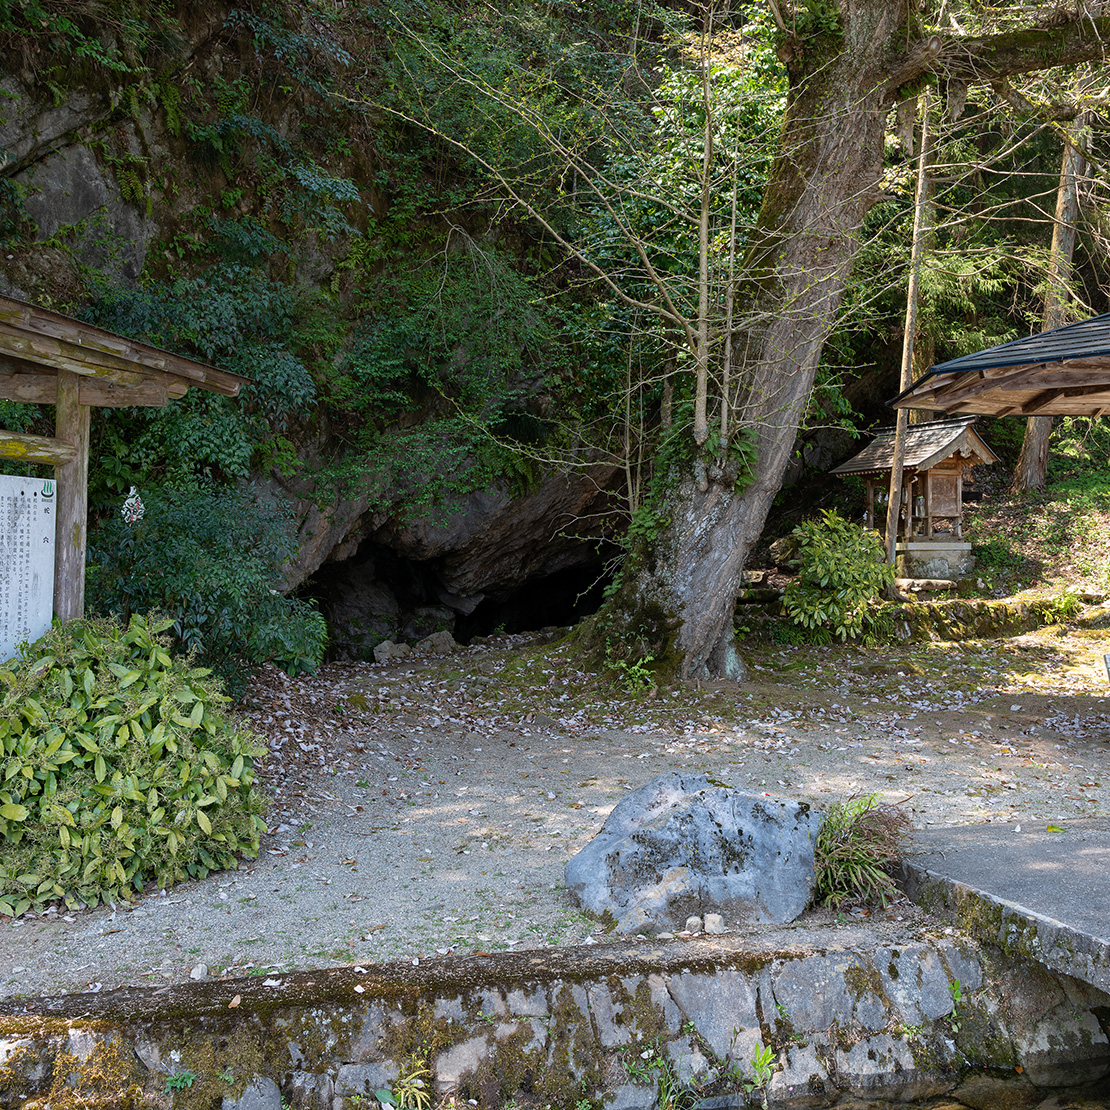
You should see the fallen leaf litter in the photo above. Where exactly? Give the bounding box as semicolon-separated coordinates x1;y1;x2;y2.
1;622;1108;998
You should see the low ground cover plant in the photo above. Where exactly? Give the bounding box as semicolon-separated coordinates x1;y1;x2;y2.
0;615;267;916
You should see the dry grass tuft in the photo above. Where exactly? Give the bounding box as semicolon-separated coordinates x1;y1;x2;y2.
814;794;912;908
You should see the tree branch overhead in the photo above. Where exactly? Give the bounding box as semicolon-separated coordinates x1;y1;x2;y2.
887;13;1110;103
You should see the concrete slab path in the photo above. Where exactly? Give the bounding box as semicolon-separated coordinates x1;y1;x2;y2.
903;819;1110;993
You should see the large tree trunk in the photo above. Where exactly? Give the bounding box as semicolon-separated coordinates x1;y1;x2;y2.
1011;117;1089;494
601;2;911;680
591;5;1110;681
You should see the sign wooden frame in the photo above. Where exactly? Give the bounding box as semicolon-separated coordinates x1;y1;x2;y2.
0;296;247;621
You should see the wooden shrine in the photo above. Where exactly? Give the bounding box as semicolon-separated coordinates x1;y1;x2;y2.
831;417;998;541
0;295;246;621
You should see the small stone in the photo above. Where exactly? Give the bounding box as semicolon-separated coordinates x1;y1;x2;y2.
373;640;412;664
189;964;208;980
704;913;725;934
415;630;458;655
222;1076;282;1110
685;916;703;933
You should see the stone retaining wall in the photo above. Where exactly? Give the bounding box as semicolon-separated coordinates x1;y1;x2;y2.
1;933;1108;1110
740;595;1082;645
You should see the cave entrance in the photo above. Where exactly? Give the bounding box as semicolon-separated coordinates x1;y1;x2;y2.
304;544;613;659
454;563;611;642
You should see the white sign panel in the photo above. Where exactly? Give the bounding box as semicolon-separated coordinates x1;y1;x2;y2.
1;475;56;661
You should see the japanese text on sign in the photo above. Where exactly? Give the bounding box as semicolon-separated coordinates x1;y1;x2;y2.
0;475;56;660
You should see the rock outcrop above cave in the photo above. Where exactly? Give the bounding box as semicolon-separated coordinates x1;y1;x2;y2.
279;461;621;656
280;461;621;595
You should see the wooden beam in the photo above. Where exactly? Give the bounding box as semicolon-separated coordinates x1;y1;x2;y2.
53;370;89;622
1041;369;1110;385
1052;357;1110;371
0;324;245;397
79;377;172;407
0;299;166;365
1023;388;1061;414
0;325;147;384
0;370;56;403
927;370;985;403
0;429;77;465
931;365;1050;402
1024;383;1110;414
1059;383;1110;400
0;366;183;406
0;297;247;396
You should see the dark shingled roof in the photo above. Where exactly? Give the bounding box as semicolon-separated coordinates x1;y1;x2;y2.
892;313;1110;416
930;313;1110;374
830;417;998;477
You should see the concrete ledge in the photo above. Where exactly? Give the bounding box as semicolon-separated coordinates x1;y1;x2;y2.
903;821;1110;994
2;929;1109;1108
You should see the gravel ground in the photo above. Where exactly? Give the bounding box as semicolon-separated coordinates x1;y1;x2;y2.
2;618;1108;1000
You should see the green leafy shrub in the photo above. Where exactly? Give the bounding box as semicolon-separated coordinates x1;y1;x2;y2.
88;484;326;689
0;616;268;916
782;510;894;639
813;795;911;908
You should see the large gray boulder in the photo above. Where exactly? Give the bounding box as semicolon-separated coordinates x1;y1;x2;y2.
565;773;821;934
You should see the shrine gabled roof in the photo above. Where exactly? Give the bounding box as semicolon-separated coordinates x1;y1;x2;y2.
830;417;999;477
892;313;1110;416
0;295;247;407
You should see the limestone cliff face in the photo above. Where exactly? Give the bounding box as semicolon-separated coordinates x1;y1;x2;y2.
0;8;624;646
0;7;227;294
0;83;151;293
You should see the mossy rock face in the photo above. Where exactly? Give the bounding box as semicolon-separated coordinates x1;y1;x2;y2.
740;589;1083;647
1074;605;1110;630
4;936;1110;1108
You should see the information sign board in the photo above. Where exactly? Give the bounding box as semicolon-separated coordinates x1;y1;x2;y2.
1;475;56;660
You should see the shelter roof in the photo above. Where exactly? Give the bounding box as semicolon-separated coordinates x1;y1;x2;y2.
0;294;246;407
892;314;1110;416
830;417;999;477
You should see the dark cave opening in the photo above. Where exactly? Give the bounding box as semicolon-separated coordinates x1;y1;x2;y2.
454;562;611;642
303;543;613;658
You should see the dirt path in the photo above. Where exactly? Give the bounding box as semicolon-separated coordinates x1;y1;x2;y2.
2;620;1108;999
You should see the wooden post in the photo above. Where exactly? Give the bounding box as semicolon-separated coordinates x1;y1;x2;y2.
886;90;933;565
53;370;90;621
955;469;964;539
924;470;933;537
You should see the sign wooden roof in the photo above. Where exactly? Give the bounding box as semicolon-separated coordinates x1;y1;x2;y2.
830;417;999;478
0;294;246;409
892;314;1110;416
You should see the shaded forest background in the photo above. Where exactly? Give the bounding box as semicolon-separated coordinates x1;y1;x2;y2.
2;0;1109;684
